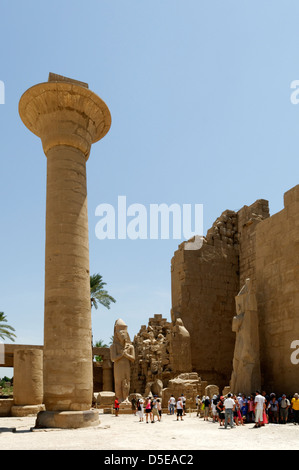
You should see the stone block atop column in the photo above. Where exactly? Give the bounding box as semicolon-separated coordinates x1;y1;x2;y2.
48;72;89;89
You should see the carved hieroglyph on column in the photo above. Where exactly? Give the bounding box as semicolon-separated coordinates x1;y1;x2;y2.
110;319;135;403
229;278;261;396
19;73;111;429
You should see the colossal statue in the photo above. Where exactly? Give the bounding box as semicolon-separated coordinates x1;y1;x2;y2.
110;319;135;402
230;278;261;395
170;315;192;374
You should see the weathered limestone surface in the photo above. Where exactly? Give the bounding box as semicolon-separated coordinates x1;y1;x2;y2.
171;219;240;389
35;410;100;429
0;399;14;417
171;202;269;390
238;200;269;290
255;185;299;394
130;314;192;396
171;185;299;395
162;373;204;410
11;349;45;417
1;344;43;368
205;384;219;399
94;391;115;408
130;315;172;395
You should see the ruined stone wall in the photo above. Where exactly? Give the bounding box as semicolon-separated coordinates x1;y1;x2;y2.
130;315;173;395
171;185;299;395
171;203;270;390
238;200;269;290
130;313;193;396
255;185;299;394
171;211;240;390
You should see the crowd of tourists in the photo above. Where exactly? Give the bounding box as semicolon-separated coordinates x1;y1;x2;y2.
135;396;163;422
127;391;299;428
196;391;299;428
128;394;187;423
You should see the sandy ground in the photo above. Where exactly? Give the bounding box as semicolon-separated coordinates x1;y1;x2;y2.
0;410;298;451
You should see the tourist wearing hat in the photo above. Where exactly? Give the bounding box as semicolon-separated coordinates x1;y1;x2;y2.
195;395;202;417
211;395;218;422
137;397;144;422
291;393;299;424
203;395;211;421
268;394;279;424
279;394;290;424
151;396;159;423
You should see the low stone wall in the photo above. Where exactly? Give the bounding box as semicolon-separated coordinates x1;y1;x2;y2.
0;398;14;417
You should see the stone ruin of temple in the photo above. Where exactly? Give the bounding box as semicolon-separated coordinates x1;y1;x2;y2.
126;183;299;401
171;184;299;396
2;184;299;416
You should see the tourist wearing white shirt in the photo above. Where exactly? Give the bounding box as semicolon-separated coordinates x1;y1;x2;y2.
176;397;184;421
254;391;266;428
223;394;236;429
168;395;176;415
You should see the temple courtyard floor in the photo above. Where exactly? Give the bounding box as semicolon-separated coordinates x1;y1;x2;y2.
0;411;298;451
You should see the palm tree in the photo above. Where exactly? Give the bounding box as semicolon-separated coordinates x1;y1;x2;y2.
0;312;16;342
94;339;108;362
90;274;116;311
94;339;108;348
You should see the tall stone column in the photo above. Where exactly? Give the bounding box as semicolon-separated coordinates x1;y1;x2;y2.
19;74;111;428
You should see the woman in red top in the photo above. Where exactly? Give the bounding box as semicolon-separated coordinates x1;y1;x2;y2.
114;397;120;417
145;397;152;423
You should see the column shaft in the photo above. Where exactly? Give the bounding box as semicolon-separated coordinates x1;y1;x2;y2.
44;145;92;411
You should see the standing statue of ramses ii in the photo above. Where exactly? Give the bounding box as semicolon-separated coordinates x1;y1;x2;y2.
110;318;135;403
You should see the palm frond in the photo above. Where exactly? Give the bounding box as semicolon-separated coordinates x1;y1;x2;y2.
0;312;16;342
90;274;116;311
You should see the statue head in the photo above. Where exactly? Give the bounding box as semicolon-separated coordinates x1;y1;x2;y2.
113;318;131;345
235;278;256;314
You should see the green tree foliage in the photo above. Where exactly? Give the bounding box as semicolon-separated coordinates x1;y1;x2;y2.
94;339;108;362
90;274;116;311
0;312;16;342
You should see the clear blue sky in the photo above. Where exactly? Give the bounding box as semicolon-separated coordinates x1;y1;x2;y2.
1;1;299;376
